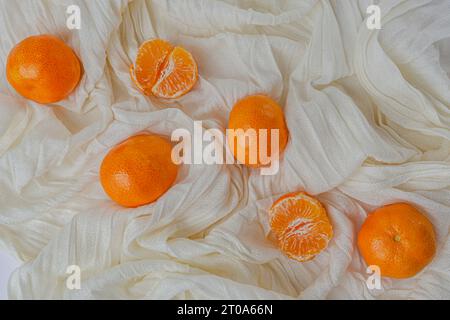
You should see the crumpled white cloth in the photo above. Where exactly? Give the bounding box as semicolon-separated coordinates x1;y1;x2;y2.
0;0;449;299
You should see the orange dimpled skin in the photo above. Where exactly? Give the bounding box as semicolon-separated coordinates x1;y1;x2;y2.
130;39;198;99
100;134;179;208
227;95;288;168
6;35;81;104
269;192;333;262
357;203;436;279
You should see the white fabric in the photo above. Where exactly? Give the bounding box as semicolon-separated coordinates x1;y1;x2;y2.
0;0;449;299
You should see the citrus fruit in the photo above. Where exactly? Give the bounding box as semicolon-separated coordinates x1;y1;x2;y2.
130;39;198;99
269;192;333;262
227;95;288;168
100;134;178;208
357;203;436;279
6;34;81;104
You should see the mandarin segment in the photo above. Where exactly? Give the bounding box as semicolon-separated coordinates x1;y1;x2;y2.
6;34;81;104
130;39;198;98
357;203;436;279
227;95;289;168
152;46;198;99
100;134;178;208
130;39;173;95
269;192;333;262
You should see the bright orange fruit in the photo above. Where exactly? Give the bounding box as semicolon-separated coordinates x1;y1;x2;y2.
100;134;178;208
358;203;436;279
6;35;81;104
227;95;288;168
130;39;198;99
269;192;333;262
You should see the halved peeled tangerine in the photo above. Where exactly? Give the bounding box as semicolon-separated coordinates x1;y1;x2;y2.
130;39;198;99
269;192;333;262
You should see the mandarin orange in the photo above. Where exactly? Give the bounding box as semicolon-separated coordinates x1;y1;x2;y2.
358;203;436;279
227;95;288;168
6;35;81;104
269;192;333;262
100;134;178;208
130;39;198;99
